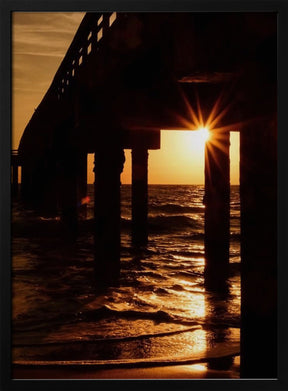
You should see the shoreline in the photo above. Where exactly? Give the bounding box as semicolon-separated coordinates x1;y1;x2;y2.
13;365;240;380
13;356;240;380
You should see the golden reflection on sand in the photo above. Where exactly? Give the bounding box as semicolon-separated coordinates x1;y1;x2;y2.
190;363;207;372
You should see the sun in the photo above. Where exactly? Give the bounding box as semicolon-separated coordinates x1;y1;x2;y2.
173;127;210;160
196;127;210;143
187;126;211;151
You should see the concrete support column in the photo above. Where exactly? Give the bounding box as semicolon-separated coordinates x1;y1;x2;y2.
240;117;277;378
204;130;230;291
132;148;148;246
94;146;123;287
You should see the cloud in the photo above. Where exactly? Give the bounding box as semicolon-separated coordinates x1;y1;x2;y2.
12;12;85;33
12;12;85;147
12;12;85;60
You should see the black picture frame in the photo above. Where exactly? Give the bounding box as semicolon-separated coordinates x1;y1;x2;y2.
1;0;288;390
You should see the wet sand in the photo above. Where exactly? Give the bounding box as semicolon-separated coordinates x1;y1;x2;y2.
13;357;240;379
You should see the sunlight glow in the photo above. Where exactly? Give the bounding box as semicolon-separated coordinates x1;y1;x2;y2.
196;127;211;143
174;90;241;185
185;329;207;355
87;91;241;184
181;130;209;153
190;363;207;372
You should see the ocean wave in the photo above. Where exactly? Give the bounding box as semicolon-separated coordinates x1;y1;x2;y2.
92;306;240;328
150;203;204;214
12;185;241;366
13;325;202;347
81;306;187;324
120;215;202;233
171;249;204;258
172;271;203;280
13;341;240;368
13;306;202;338
148;215;202;232
12;219;63;237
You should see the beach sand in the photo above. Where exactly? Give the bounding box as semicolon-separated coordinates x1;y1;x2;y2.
13;356;240;379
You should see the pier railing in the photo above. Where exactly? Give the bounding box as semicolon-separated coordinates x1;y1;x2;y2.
11;149;20;164
48;12;118;101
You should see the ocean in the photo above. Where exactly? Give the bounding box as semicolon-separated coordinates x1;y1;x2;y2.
12;184;240;377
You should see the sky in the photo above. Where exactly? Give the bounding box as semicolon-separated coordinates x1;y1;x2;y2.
12;12;239;185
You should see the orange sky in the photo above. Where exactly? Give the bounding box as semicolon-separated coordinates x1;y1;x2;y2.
87;130;239;185
12;12;239;185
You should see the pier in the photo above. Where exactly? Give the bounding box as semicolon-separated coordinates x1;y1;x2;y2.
13;13;277;378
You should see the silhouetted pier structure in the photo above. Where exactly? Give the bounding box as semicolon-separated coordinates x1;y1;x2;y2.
11;150;21;196
15;13;277;378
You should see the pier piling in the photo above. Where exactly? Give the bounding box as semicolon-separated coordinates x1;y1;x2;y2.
11;164;19;196
204;130;230;291
93;144;123;286
240;117;277;378
77;152;88;219
132;147;149;247
60;151;79;241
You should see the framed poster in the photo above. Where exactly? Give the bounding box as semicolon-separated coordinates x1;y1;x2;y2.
1;0;288;390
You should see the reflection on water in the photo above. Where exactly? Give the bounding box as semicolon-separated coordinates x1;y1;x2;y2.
12;185;240;377
192;363;207;372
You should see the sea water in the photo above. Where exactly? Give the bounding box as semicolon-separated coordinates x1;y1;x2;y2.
12;185;240;375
